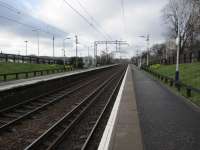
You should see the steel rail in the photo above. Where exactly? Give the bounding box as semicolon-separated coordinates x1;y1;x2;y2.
0;70;113;133
81;68;126;150
24;68;123;150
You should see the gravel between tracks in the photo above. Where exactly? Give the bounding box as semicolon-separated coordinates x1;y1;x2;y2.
56;67;125;150
0;67;120;150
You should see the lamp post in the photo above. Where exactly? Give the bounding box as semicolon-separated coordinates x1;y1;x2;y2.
46;32;55;57
63;37;71;65
175;21;180;82
24;41;28;56
138;34;150;66
75;35;78;68
32;29;40;56
53;35;55;57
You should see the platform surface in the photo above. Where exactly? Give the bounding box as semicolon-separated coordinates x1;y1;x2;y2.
99;64;200;150
98;65;143;150
132;66;200;150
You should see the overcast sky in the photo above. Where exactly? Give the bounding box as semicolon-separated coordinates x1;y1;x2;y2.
0;0;168;58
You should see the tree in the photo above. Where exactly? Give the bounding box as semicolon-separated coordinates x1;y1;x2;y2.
163;0;200;53
151;43;166;57
69;57;84;68
150;43;167;64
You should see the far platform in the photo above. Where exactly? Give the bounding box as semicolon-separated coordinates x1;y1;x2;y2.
0;65;115;92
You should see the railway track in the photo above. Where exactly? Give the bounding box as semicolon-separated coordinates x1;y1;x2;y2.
0;65;126;150
24;65;127;150
0;67;119;133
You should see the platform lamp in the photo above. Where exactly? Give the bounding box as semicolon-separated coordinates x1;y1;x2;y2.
32;29;40;56
63;37;71;66
138;34;150;66
24;41;28;56
175;21;180;82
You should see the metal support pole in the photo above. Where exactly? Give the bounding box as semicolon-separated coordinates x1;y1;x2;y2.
93;43;95;66
88;46;90;66
106;41;108;64
32;29;40;56
146;34;150;66
62;37;71;66
37;32;40;56
175;41;180;81
24;41;28;56
119;42;121;61
63;50;66;66
116;40;118;52
175;21;180;82
75;35;78;68
94;42;98;67
53;35;55;57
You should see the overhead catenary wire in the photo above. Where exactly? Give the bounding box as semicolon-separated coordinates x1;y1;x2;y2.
0;0;21;14
63;0;109;40
76;0;112;40
0;15;39;30
0;1;68;36
120;0;127;37
0;15;69;40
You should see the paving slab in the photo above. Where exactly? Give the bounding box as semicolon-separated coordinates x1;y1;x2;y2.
98;65;143;150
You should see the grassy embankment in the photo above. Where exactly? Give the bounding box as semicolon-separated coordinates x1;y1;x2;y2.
150;63;200;105
0;63;65;81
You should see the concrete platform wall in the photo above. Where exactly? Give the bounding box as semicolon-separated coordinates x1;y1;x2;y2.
0;65;117;110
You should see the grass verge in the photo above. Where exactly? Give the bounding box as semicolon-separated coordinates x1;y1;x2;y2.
0;63;66;81
148;63;200;106
0;63;64;74
150;63;200;89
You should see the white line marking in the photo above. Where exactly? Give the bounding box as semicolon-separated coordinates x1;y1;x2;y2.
98;65;129;150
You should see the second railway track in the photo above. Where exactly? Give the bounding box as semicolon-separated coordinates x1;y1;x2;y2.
25;65;127;150
0;65;127;150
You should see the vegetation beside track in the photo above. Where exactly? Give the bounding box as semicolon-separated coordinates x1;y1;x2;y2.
0;63;75;81
0;63;64;74
149;63;200;106
150;63;200;89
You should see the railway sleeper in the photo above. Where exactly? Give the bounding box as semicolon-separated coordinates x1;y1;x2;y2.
2;113;19;118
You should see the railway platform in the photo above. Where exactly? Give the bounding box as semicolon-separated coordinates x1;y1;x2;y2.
99;64;200;150
0;65;114;92
98;65;143;150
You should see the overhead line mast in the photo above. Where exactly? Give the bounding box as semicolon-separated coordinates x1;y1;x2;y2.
94;40;129;66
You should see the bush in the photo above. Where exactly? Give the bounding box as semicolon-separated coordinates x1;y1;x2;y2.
151;64;161;70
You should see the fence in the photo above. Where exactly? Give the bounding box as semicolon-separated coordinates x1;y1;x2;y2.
142;66;200;98
0;53;63;64
0;67;73;82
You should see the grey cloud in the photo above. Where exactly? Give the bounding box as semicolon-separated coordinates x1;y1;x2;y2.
0;3;69;40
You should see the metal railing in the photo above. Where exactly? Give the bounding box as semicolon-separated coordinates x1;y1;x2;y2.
142;66;200;98
0;67;73;82
0;53;64;64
